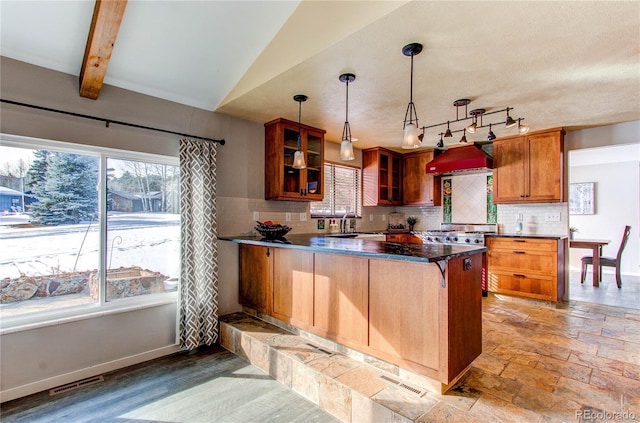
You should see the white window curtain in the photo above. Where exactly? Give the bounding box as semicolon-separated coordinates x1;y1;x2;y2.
178;138;219;350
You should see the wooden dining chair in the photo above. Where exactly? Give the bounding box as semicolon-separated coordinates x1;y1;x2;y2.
580;225;631;288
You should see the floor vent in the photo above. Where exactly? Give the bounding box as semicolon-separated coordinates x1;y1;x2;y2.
305;343;335;356
49;375;104;396
378;374;426;397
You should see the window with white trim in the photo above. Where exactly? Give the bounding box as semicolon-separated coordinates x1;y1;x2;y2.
0;138;179;323
310;162;362;218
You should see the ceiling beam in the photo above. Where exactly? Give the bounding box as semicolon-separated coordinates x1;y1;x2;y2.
79;0;128;100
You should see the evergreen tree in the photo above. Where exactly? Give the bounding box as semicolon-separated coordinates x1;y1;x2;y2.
28;151;99;225
26;150;51;222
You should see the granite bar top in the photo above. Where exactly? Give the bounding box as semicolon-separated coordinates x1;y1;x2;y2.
220;233;487;263
486;233;568;240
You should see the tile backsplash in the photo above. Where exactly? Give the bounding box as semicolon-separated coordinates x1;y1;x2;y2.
218;172;568;237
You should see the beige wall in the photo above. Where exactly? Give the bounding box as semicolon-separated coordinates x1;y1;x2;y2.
0;56;270;400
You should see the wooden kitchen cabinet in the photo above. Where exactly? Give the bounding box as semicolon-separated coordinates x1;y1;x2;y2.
239;244;273;314
363;147;403;206
486;236;566;301
264;118;325;201
385;233;422;243
402;150;442;206
272;248;314;327
493;128;565;203
313;253;369;347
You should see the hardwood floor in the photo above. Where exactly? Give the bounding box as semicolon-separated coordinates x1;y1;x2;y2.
0;345;339;423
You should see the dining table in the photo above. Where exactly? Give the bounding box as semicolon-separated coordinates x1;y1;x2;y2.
569;238;611;287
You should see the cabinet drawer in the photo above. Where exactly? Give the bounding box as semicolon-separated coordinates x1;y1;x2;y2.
386;234;422;243
487;249;557;275
487;271;557;301
487;237;557;252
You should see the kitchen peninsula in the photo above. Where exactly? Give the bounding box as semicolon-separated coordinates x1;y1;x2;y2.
221;234;486;392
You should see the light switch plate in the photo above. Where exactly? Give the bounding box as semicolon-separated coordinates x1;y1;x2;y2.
300;212;307;221
285;212;291;222
253;211;259;221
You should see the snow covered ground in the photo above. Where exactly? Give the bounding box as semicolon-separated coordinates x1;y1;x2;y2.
0;212;181;281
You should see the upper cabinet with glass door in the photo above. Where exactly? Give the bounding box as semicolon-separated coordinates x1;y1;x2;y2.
264;118;325;201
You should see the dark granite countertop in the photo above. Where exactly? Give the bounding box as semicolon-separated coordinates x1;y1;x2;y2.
220;233;486;263
486;233;568;240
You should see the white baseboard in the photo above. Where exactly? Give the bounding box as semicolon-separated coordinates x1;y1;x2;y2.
0;344;180;403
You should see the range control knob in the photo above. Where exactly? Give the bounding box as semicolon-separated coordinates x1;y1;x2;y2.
434;237;440;242
453;237;458;242
465;238;471;243
474;239;481;244
426;237;432;242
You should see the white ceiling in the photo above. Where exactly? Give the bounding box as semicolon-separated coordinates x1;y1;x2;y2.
1;1;639;151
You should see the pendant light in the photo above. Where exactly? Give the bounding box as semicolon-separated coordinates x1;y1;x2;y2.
401;42;423;149
339;73;356;161
292;94;307;169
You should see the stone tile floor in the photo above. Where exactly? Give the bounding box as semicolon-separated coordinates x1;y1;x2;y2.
568;270;639;310
222;295;640;422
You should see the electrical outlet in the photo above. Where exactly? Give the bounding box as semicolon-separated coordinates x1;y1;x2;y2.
300;212;307;221
285;212;291;222
369;214;373;221
382;214;387;221
253;211;259;221
545;212;561;222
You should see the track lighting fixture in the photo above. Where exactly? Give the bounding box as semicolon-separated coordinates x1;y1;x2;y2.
292;94;307;169
444;121;452;137
466;108;485;134
401;42;423;149
459;128;468;143
419;99;527;148
487;123;496;141
339;73;356;161
505;107;517;128
517;118;530;134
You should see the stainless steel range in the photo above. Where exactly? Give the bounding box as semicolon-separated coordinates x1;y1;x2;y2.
420;223;496;246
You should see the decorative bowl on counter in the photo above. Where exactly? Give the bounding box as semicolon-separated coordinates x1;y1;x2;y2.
255;221;292;239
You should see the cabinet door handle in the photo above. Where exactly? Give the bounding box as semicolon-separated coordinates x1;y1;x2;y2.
513;273;526;278
300;189;304;196
266;248;270;257
513;251;526;254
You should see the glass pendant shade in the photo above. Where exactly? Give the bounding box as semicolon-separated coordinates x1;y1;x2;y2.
292;149;306;169
340;139;355;160
402;122;420;148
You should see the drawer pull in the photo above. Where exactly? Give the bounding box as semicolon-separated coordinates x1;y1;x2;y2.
513;251;526;254
513;240;526;243
513;273;526;278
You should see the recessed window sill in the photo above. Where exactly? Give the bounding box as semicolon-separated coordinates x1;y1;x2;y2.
0;293;177;335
